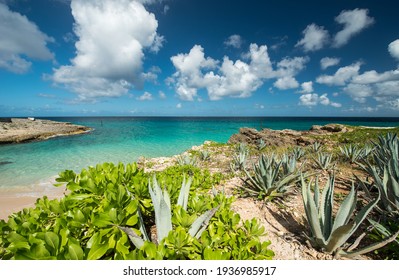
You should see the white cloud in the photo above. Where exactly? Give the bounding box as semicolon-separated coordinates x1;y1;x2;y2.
0;3;54;73
320;57;340;70
299;93;341;107
159;90;166;99
137;91;153;101
176;103;182;109
169;44;308;101
300;81;313;93
352;69;399;84
299;93;319;106
296;23;329;52
343;83;373;103
51;0;163;102
274;76;299;90
333;8;374;48
224;34;243;49
388;39;399;61
316;62;361;86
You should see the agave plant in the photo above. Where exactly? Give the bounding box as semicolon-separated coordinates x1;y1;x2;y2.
230;144;249;171
340;144;363;164
199;150;211;161
301;175;398;258
240;154;301;201
311;141;322;153
358;133;399;216
291;146;305;160
358;163;399;216
257;139;267;151
313;152;334;170
176;154;198;167
281;153;297;175
119;175;219;248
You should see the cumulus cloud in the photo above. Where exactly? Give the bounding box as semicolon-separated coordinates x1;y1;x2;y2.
320;57;340;70
388;39;399;61
137;91;153;101
169;44;309;101
296;23;329;52
333;8;374;48
224;34;243;49
299;93;318;106
51;0;163;102
0;3;54;73
300;81;313;93
343;83;373;103
316;62;362;86
274;76;299;90
299;93;341;107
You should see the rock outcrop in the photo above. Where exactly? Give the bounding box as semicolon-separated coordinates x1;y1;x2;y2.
228;123;351;147
0;118;91;144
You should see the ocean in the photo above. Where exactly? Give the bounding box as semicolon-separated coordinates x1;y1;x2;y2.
1;116;399;191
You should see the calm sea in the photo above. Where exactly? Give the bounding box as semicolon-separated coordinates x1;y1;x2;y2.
1;117;399;190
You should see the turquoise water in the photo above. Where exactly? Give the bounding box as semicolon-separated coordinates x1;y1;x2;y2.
1;117;399;190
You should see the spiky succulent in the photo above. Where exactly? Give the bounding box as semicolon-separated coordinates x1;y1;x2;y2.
301;174;397;258
119;175;219;248
241;154;301;201
313;152;334;170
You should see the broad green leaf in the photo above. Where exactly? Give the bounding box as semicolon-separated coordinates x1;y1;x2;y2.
44;232;60;252
87;243;108;260
68;243;84;260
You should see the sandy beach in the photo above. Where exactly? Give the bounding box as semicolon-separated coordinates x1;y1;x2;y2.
0;177;66;220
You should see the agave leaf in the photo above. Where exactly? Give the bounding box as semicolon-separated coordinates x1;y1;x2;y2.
118;226;144;249
319;177;333;241
189;206;220;239
331;185;357;233
177;175;192;211
325;222;355;253
301;176;324;245
348;191;380;238
340;228;399;258
136;207;150;242
155;190;172;243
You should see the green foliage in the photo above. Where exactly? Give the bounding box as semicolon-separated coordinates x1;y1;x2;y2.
230;143;249;171
339;144;363;164
358;133;399;216
257;139;267;151
368;219;399;259
313;152;334;170
199;150;211;161
301;174;397;258
311;141;322;153
176;154;198;167
0;162;273;260
240;153;301;201
291;146;305;160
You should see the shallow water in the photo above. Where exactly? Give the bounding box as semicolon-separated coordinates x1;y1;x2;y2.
1;116;399;191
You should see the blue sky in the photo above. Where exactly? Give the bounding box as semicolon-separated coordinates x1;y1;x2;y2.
1;0;399;117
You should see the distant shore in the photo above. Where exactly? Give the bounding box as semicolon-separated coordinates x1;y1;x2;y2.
0;118;91;145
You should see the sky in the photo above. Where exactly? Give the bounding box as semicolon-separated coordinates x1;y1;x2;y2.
1;0;399;117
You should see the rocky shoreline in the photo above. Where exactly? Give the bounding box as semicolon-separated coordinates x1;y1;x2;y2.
0;118;91;144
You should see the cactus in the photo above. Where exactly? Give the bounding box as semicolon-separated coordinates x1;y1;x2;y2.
199;150;211;161
257;139;267;151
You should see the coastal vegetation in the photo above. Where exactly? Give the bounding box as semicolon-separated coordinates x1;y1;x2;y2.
1;123;399;260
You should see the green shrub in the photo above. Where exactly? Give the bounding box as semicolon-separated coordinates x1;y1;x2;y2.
0;162;273;260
